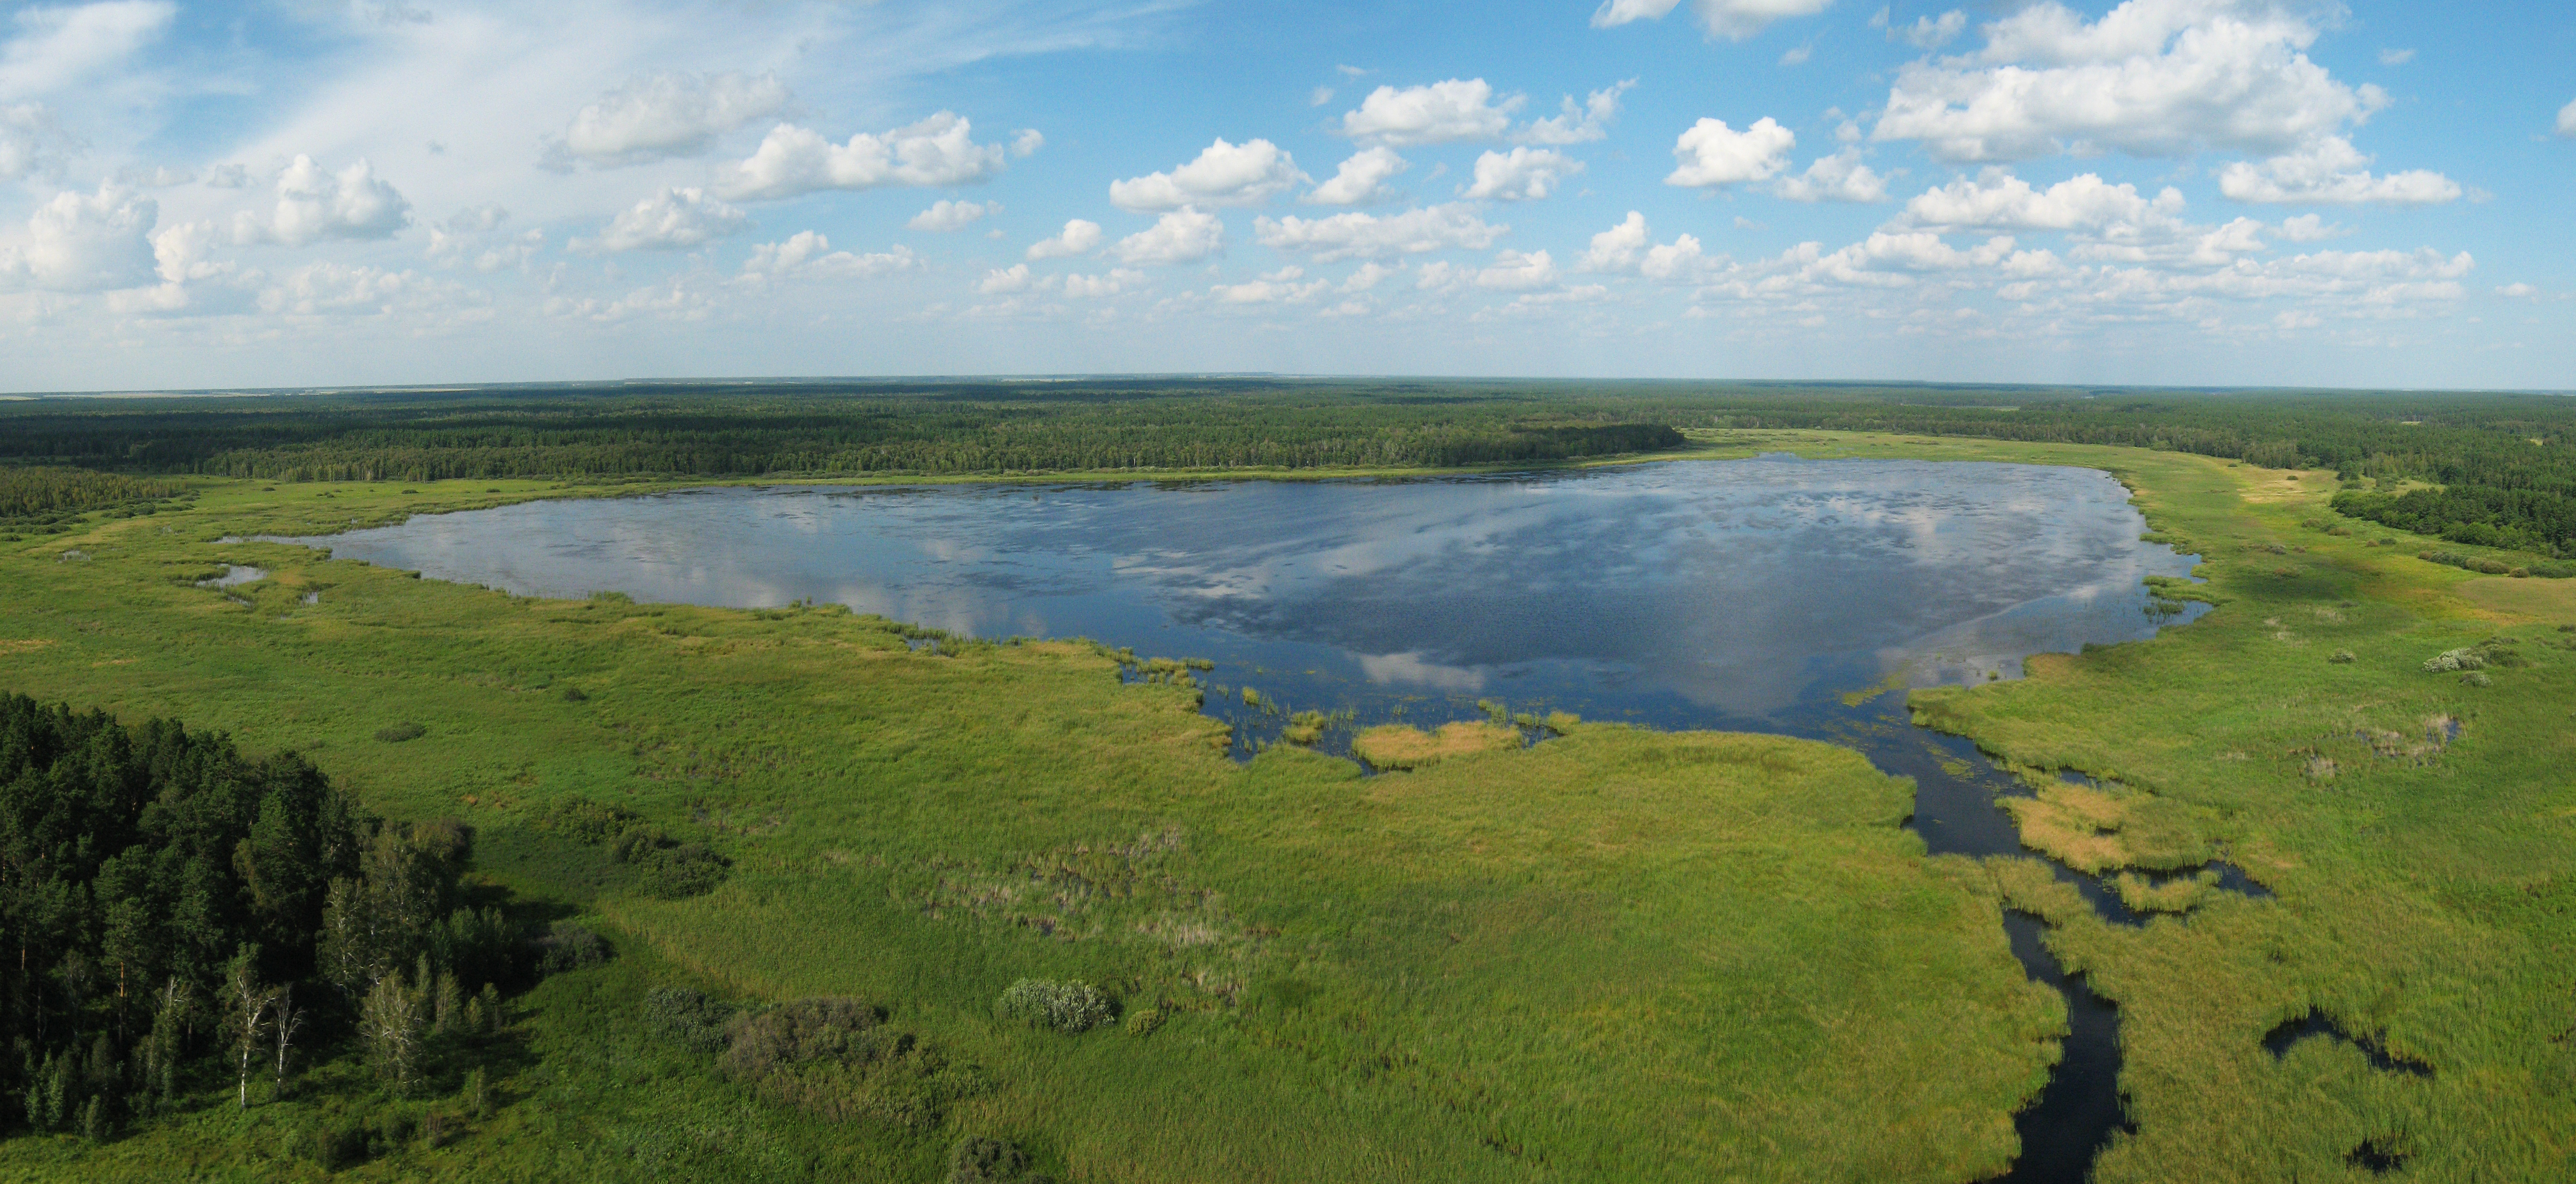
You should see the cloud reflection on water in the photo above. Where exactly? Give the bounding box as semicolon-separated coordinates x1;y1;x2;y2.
311;458;2199;727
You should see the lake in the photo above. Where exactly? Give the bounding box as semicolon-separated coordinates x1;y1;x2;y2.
305;456;2203;753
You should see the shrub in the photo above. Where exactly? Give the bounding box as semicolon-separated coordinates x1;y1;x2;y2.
950;1134;1034;1184
2421;649;2483;673
722;998;891;1077
2461;671;2493;687
718;998;982;1128
1122;1007;1166;1039
375;721;427;743
998;979;1113;1034
533;921;609;975
533;797;730;898
2329;650;2356;664
643;987;734;1053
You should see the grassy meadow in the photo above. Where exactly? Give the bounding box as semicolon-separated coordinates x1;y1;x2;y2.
0;432;2567;1180
0;462;2062;1182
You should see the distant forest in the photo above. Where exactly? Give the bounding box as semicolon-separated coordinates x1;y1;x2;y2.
1;379;2570;557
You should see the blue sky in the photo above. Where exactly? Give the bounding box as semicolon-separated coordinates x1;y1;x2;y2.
0;0;2568;391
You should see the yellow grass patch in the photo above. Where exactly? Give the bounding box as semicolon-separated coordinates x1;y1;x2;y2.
2233;468;2334;505
2453;574;2576;623
1348;721;1519;770
0;638;54;655
2001;782;2134;872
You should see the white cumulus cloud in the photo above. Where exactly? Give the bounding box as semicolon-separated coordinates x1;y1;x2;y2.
1667;117;1794;187
2217;136;2460;205
1878;8;1968;50
1026;219;1103;260
1874;0;2386;162
1473;249;1558;291
542;72;789;169
1773;149;1887;202
1462;147;1582;201
1254;204;1507;262
909;200;993;232
1588;0;1836;42
2554;97;2575;138
741;232;918;280
717;113;1006;202
979;263;1033;294
0;183;157;291
1898;171;2186;235
1307;147;1408;205
1519;81;1633;145
1112;207;1224;265
232;156;412;247
1110;138;1305;211
1579;211;1724;282
1062;268;1144;298
1212;266;1328;305
1341;79;1521;146
571;187;746;253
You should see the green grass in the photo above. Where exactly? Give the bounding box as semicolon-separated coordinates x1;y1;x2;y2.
8;435;2568;1181
1757;434;2576;1182
0;469;2056;1182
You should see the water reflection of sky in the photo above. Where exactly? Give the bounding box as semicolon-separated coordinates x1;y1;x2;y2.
309;457;2202;745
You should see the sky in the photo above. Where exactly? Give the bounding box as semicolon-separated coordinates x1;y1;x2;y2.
0;0;2568;393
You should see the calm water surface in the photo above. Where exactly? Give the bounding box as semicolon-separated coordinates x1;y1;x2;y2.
313;456;2200;745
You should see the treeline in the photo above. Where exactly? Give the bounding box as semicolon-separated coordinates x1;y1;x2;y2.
0;694;557;1158
0;383;1684;482
3;380;2572;554
0;467;183;528
1673;390;2576;556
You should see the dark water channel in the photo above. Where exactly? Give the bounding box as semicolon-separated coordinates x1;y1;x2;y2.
295;457;2247;1181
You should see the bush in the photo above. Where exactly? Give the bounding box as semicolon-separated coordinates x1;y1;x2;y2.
950;1134;1046;1184
375;721;427;743
533;921;609;975
643;987;735;1053
533;797;730;898
722;998;891;1076
2461;671;2493;687
2421;649;2484;673
997;979;1113;1034
2329;650;2356;664
1122;1007;1166;1038
717;997;983;1128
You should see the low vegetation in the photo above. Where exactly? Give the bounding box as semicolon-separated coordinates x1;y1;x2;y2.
0;385;2568;1181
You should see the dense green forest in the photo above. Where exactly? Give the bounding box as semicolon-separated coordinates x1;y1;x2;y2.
1;379;2570;555
0;694;533;1158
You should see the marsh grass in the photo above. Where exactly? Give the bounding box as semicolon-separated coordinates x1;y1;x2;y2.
1348;721;1521;770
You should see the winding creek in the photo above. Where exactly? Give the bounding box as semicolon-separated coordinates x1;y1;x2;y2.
290;456;2246;1181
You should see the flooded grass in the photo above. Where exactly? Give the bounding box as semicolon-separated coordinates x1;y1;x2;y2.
1347;721;1521;770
